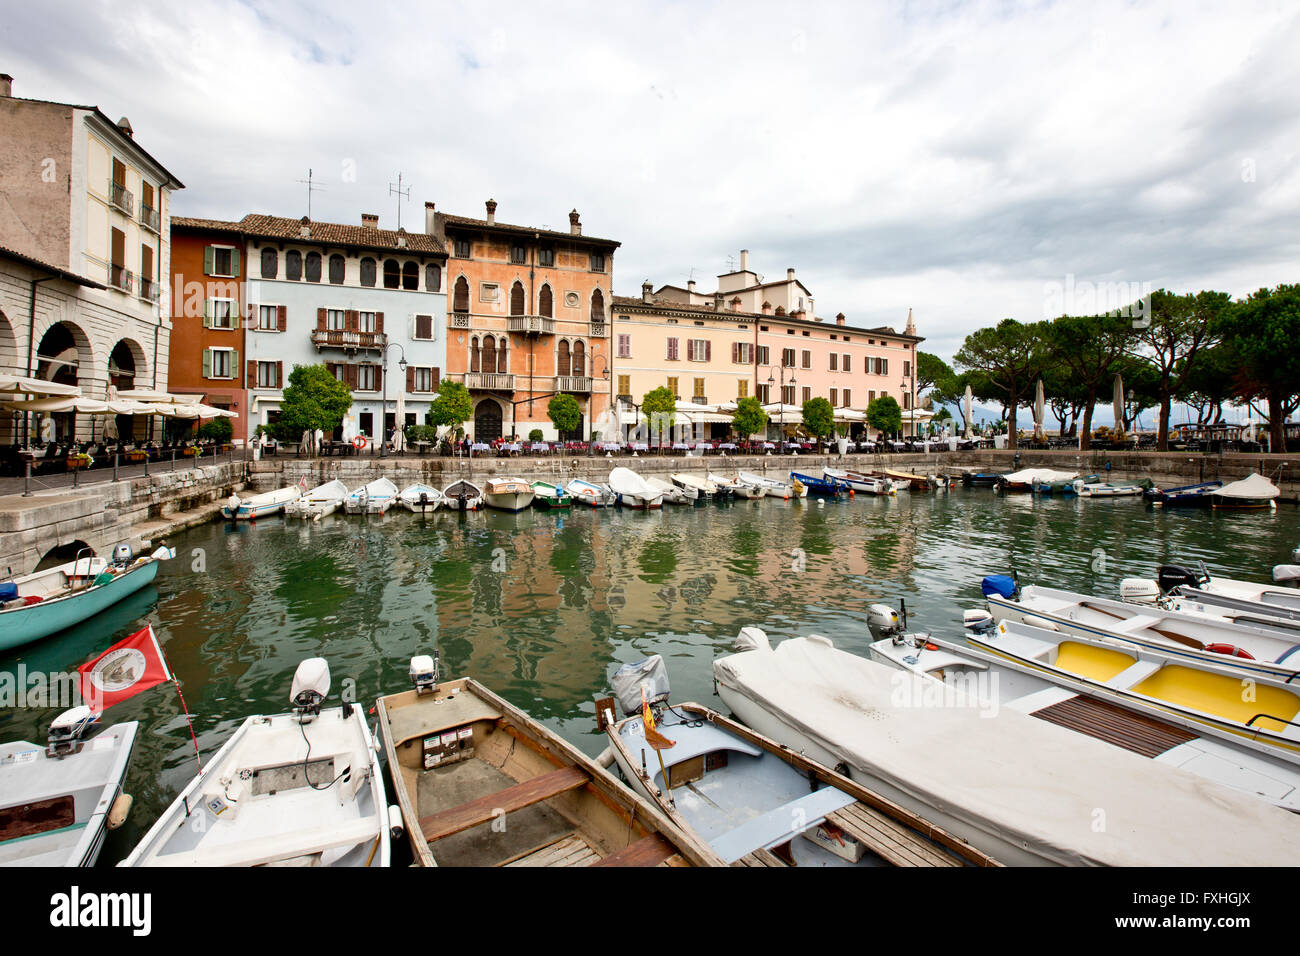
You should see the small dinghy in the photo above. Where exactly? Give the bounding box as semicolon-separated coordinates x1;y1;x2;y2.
1149;564;1300;623
284;479;349;520
483;477;534;512
598;656;999;867
738;471;794;499
824;467;893;496
376;656;716;867
222;486;301;520
0;711;136;866
1071;477;1151;498
670;472;718;500
709;473;763;499
398;483;444;514
608;468;664;509
1212;473;1280;510
997;468;1077;493
442;479;483;512
529;481;572;509
121;659;392;867
566;478;615;508
646;476;690;504
1144;480;1222;507
883;468;935;492
790;472;844;499
345;477;398;515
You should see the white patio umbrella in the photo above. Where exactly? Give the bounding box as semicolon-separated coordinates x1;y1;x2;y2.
0;374;80;397
39;415;55;443
1033;378;1046;442
103;414;118;441
394;389;406;451
963;384;973;439
1112;372;1125;441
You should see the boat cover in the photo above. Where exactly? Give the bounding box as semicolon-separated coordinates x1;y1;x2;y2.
713;636;1300;866
611;656;670;716
1213;473;1280;500
1000;468;1077;483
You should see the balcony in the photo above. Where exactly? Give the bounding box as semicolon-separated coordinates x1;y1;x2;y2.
556;376;592;393
507;314;555;335
310;329;388;352
465;372;515;391
590;321;607;338
109;265;133;293
110;181;133;216
450;312;470;329
140;204;161;233
691;395;709;405
138;277;159;303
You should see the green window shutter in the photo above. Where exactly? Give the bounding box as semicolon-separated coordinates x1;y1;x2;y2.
231;306;240;331
204;246;214;275
230;248;241;278
202;350;211;378
203;299;211;328
231;350;239;375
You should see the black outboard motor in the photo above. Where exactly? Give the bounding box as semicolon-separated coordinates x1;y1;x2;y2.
1157;564;1207;594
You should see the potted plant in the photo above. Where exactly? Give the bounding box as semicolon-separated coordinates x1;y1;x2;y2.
66;452;91;469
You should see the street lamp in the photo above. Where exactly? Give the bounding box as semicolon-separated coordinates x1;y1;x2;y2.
767;366;797;448
588;351;609;457
380;342;407;459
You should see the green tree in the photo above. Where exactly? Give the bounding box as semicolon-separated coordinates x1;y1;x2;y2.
198;417;233;442
427;379;473;432
546;394;582;438
641;386;676;447
731;395;769;441
801;397;835;440
1045;312;1133;448
954;319;1052;449
915;352;953;397
1175;341;1235;426
867;394;903;436
275;364;353;441
1217;284;1300;452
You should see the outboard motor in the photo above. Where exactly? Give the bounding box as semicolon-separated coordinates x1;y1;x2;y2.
611;656;671;717
1274;565;1300;588
48;706;97;756
290;658;331;721
1119;578;1162;605
112;543;133;567
410;652;440;694
981;574;1020;601
963;609;997;634
867;603;905;642
1157;564;1207;594
734;626;771;653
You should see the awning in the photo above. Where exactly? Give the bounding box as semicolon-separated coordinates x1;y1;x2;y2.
0;374;81;397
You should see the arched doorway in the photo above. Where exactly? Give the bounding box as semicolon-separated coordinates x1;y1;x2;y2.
35;323;89;444
108;339;142;390
473;399;502;442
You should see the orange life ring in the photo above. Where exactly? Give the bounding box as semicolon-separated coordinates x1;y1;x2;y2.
1204;643;1255;660
352;436;367;450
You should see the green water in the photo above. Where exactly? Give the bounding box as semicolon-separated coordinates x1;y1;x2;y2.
2;488;1297;864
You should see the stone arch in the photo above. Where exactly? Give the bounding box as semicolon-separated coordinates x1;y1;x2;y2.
35;320;93;387
473;398;503;442
0;307;17;371
108;337;149;391
35;539;95;572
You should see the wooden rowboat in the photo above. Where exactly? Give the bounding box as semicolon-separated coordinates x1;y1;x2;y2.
377;668;717;867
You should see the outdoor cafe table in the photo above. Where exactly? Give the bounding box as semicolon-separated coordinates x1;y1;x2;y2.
530;442;549;452
471;443;491;452
631;442;649;452
717;443;738;451
597;441;622;452
760;442;775;450
501;443;523;454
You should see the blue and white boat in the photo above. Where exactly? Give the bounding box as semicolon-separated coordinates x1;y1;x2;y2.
790;472;845;498
398;483;443;514
566;478;616;507
222;486;302;520
0;545;174;652
344;477;398;515
1144;480;1223;507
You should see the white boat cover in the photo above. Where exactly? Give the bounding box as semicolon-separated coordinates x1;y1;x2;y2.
1213;473;1280;501
1001;468;1078;484
611;656;671;716
713;636;1300;866
608;467;659;499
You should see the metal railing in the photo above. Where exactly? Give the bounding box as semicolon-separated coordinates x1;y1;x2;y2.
110;181;133;215
110;265;134;293
465;372;515;390
140;204;161;232
138;277;159;303
555;376;592;393
310;329;387;351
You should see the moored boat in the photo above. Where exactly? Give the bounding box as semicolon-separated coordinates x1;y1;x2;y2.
670;472;719;500
608;467;664;509
529;481;572;509
824;466;893;496
566;478;615;507
398;483;444;514
789;472;844;498
997;468;1077;493
883;468;934;492
738;471;794;499
1070;477;1151;498
1212;473;1280;510
646;476;690;504
284;479;349;520
1144;480;1223;507
483;477;534;512
222;485;302;520
344;477;398;515
442;479;483;511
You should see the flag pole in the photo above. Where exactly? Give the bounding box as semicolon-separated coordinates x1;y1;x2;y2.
151;625;203;775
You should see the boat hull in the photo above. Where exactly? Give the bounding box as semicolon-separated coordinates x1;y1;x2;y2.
0;560;160;652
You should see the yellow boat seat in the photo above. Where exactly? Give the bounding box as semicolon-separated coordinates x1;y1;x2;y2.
1132;665;1300;734
1054;641;1137;683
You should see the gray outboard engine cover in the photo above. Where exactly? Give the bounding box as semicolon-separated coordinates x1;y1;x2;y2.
612;656;670;716
1157;564;1205;594
112;543;133;566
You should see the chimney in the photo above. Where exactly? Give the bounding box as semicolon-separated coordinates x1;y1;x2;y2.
485;198;497;223
687;280;696;294
299;215;310;239
642;281;653;304
0;74;12;97
786;268;795;281
836;312;846;326
424;201;436;235
361;213;379;229
569;209;581;235
762;301;772;315
116;116;134;139
740;249;750;273
714;292;725;312
396;227;407;249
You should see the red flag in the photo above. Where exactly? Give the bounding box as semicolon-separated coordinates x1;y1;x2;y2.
78;624;172;714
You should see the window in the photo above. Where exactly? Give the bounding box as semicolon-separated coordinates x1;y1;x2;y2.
616;334;631;359
414;314;434;340
327;309;346;331
510;244;526;264
360;257;376;287
425;264;441;292
843;354;851;372
590;253;605;273
688;339;710;362
207;246;237;278
357;364;380;391
413;367;435;392
557;340;571;377
904;360;911;378
732;343;753;364
359;311;377;333
510;281;525;316
304;252;322;282
843;389;851;408
539;284;553;318
782;348;795;368
260;248;277;279
402;261;418;290
258;304;283;331
737;379;748;399
757;383;770;404
205;348;234;379
617;375;631;398
869;390;876;403
539;247;554;267
470;336;480;372
667;376;679;398
802;387;811;404
481;335;497;373
880;358;888;376
286;250;302;281
665;337;679;361
480;283;500;303
782;385;795;405
453;276;469;312
830;388;838;406
257;361;280;388
904;391;911;410
590;288;605;322
801;350;811;369
830;353;838;371
802;330;810;337
207;298;235;329
328;254;345;284
572;341;585;376
454;239;471;258
383;259;400;289
694;378;705;399
757;345;769;366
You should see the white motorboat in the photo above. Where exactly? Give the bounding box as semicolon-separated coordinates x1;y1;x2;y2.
1212;472;1280;510
608;467;664;509
738;471;794;499
670;472;718;500
284;479;349;520
566;478;615;507
867;618;1300;811
1;712;136;866
398;483;443;514
442;479;483;512
1151;563;1300;623
120;659;392;867
646;476;690;504
708;473;763;499
997;468;1078;492
344;477;398;515
222;486;301;520
712;629;1300;866
823;467;893;496
483;477;534;512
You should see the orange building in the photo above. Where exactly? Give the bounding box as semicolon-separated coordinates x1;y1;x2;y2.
432;201;618;442
168;218;247;441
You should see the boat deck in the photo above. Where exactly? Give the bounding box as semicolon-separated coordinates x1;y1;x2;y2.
1029;693;1196;757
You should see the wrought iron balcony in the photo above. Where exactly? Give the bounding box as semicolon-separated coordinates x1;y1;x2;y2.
140;204;161;233
109;265;133;293
310;329;387;352
556;376;592;393
110;181;133;215
506;314;555;335
138;277;159;303
465;372;515;391
691;395;709;405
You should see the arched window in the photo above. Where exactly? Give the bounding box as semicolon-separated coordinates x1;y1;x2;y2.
453;276;469;312
470;336;480;372
425;263;441;292
557;340;570;377
360;257;376;287
482;335;496;374
383;259;400;289
497;339;507;373
572;340;585;377
329;254;345;284
260;248;277;279
304;251;322;282
590;288;605;322
402;261;418;290
286;250;302;281
539;284;553;318
510;281;525;316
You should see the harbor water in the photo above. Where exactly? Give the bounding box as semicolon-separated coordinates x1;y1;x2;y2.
2;487;1297;865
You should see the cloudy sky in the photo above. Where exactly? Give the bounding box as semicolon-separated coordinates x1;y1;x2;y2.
6;0;1299;371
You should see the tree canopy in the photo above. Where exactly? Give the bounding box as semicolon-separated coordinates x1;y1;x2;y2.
731;395;768;441
867;394;903;435
274;364;353;440
641;386;676;444
1216;284;1300;452
953;319;1051;449
546;394;582;436
801;397;835;439
426;379;474;431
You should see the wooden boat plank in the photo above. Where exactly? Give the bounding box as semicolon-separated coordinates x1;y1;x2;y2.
827;804;961;867
419;765;588;843
505;832;599;867
731;848;786;867
590;832;678;868
1028;694;1197;758
385;693;502;748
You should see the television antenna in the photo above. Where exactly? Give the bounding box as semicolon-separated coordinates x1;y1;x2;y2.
389;172;411;230
295;169;326;219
